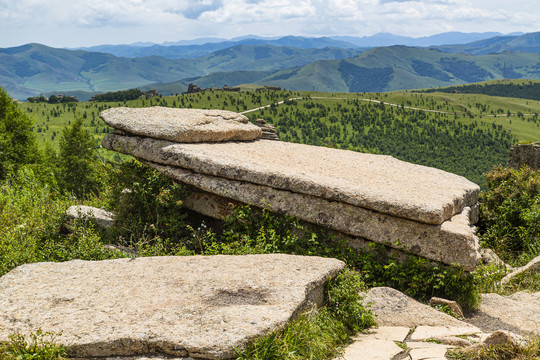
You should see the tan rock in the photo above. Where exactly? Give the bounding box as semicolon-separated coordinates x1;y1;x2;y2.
482;330;522;346
0;254;344;359
65;205;114;228
340;327;409;360
101;133;479;225
362;287;480;329
476;292;540;334
501;255;540;284
410;326;481;341
100;107;262;143
429;297;464;319
407;341;453;360
144;163;480;270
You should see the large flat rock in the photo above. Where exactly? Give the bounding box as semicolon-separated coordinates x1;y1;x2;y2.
146;162;480;270
102;134;479;225
100;107;262;143
0;255;345;359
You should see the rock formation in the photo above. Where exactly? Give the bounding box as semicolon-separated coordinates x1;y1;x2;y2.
0;254;344;360
508;141;540;169
100;106;482;270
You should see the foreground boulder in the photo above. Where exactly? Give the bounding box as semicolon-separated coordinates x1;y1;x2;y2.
100;107;482;270
0;254;344;359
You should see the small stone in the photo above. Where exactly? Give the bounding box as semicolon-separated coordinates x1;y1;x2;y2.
429;297;464;319
65;205;114;228
482;330;522;346
411;326;481;341
407;341;452;360
100;107;262;143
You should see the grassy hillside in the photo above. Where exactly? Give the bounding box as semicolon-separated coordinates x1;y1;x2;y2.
0;44;363;100
18;87;540;185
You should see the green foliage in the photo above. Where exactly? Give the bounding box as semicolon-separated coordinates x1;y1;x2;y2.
107;160;190;250
57;117;103;198
478;165;540;264
91;89;143;102
0;167;121;277
424;80;540;101
236;270;374;360
447;334;540;360
0;329;66;360
0;87;39;179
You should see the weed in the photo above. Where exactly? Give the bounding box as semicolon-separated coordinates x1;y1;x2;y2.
0;329;66;360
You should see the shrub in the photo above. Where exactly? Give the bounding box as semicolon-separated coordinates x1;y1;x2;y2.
0;329;66;360
0;87;39;179
107;160;190;250
478;165;540;264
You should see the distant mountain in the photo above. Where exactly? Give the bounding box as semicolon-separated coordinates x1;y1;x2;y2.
0;43;202;100
435;31;540;54
0;43;365;99
327;32;512;47
78;36;359;59
153;46;540;94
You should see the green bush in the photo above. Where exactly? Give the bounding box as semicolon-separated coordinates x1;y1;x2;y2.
478;165;540;264
0;329;66;360
0;87;39;179
107;160;190;250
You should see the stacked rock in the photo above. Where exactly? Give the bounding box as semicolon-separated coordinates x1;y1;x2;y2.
255;118;280;140
100;106;482;271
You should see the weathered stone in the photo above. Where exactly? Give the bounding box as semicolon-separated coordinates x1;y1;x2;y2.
361;287;480;329
65;205;114;228
407;341;453;360
102;133;479;225
410;326;481;341
144;162;480;270
501;254;540;284
508;142;540;169
255;119;280;140
482;330;522;346
0;254;344;360
479;248;508;267
340;327;409;360
475;292;540;334
426;336;473;347
429;297;464;319
100;107;262;143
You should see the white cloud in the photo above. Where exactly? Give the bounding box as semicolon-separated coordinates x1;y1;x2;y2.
0;0;539;47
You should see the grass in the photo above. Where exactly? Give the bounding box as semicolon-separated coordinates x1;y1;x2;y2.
0;329;66;360
446;334;540;360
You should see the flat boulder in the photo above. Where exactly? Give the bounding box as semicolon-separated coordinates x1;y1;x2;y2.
100;107;262;143
0;254;344;360
102;134;479;225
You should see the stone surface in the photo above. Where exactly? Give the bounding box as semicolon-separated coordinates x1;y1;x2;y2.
429;297;464;319
100;107;262;143
472;292;540;335
102;133;479;225
65;205;114;228
361;287;480;329
255;119;280;140
501;255;540;284
410;326;481;341
340;327;409;360
408;341;452;360
143;162;480;270
0;254;344;360
508;142;540;170
482;330;522;346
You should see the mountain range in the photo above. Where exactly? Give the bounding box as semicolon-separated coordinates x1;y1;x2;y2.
2;31;540;100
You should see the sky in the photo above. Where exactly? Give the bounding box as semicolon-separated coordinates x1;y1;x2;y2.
1;0;539;48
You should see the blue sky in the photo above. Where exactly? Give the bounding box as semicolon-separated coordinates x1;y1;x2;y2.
1;0;539;47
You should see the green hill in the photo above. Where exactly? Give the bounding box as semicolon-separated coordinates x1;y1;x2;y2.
0;44;364;100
